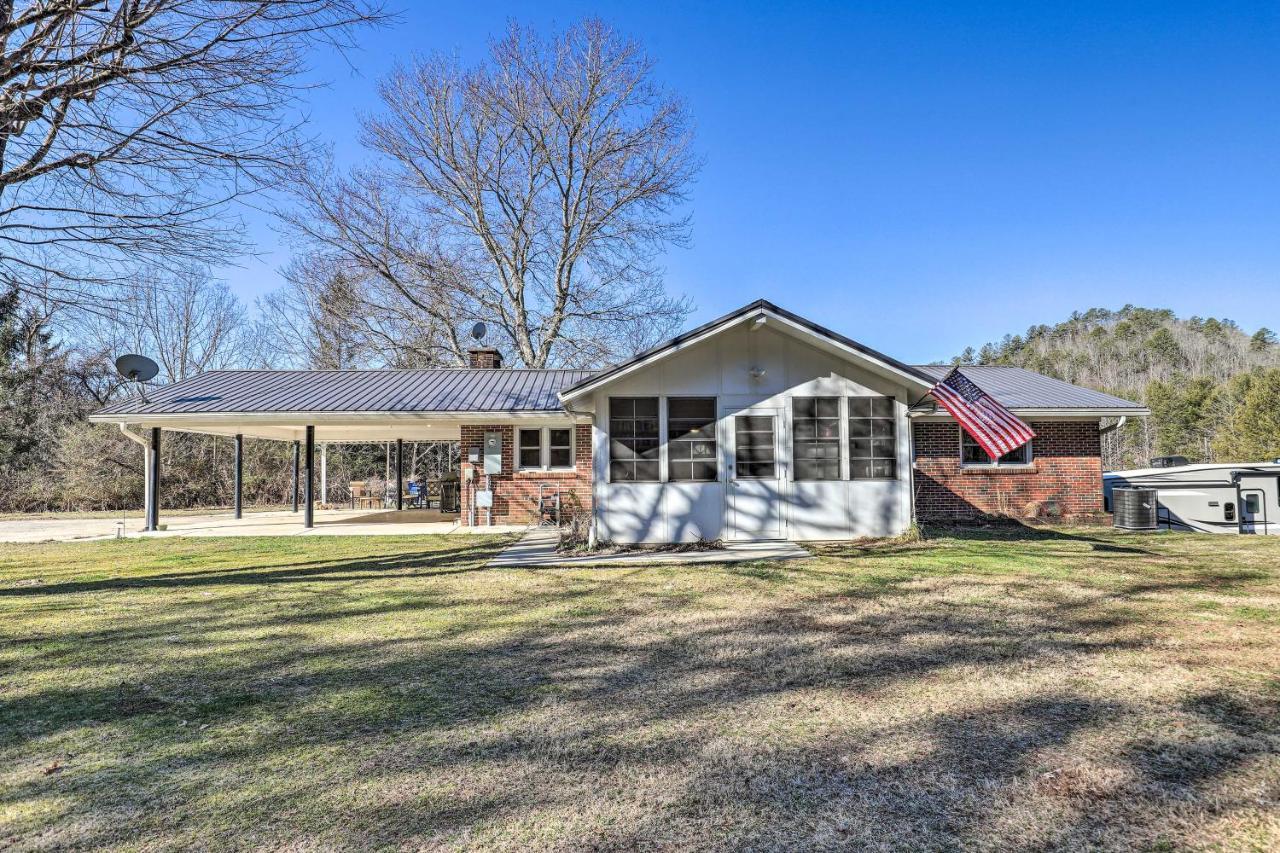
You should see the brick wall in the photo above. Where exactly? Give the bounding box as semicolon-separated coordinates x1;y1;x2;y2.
459;423;593;525
912;421;1104;520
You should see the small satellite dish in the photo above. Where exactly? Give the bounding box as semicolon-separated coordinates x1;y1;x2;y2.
115;354;159;382
470;321;487;342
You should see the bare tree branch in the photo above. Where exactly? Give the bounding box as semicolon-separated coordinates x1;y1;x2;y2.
276;18;695;369
0;0;388;305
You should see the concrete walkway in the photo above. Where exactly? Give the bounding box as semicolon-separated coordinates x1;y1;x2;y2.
487;530;812;568
0;509;530;543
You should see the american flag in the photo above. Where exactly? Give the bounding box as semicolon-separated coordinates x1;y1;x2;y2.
931;367;1036;459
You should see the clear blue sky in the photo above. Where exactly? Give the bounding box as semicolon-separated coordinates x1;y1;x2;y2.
220;0;1280;363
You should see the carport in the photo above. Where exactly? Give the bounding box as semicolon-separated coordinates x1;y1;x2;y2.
88;358;593;532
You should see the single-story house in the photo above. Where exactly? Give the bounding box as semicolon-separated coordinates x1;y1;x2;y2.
90;299;1148;541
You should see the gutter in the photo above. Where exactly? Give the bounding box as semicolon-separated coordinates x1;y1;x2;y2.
1098;415;1128;436
119;423;152;521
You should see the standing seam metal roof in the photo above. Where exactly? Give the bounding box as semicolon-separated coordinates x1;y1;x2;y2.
911;365;1145;410
92;369;597;417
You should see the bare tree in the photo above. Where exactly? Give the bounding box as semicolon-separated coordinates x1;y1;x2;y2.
0;0;386;305
279;19;696;369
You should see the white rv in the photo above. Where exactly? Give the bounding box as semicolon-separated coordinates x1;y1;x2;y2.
1103;462;1280;534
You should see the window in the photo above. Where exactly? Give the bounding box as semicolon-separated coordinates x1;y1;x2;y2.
518;428;542;469
609;397;660;481
793;397;841;480
735;414;776;478
548;428;573;468
849;396;896;479
668;397;717;481
1244;493;1261;515
518;427;574;470
960;430;1032;466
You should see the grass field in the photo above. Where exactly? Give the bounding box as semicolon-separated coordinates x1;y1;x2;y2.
2;528;1278;851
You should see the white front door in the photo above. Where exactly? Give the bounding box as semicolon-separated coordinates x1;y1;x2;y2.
727;409;784;540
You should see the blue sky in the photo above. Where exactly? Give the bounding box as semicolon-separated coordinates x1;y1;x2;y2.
222;1;1280;363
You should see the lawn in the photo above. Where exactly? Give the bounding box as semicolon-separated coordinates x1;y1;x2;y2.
1;528;1278;851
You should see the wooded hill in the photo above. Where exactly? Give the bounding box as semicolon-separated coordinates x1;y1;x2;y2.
951;306;1280;470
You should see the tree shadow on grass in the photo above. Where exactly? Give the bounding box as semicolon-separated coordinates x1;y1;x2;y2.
0;540;509;598
4;539;1277;849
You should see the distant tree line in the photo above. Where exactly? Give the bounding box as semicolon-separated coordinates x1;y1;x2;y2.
951;306;1280;469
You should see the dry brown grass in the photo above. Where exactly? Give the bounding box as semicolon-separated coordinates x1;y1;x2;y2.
1;527;1277;850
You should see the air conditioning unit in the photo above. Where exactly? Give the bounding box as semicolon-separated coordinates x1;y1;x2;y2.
1113;487;1158;531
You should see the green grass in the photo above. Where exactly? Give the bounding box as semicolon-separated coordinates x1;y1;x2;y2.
1;528;1278;850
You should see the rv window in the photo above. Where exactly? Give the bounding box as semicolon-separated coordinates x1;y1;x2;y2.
1224;502;1236;522
1245;494;1261;515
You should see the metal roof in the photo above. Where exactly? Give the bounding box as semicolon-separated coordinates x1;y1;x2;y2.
911;365;1145;411
93;368;596;417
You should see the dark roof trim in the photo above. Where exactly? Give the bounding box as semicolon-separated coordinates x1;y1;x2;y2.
559;299;937;402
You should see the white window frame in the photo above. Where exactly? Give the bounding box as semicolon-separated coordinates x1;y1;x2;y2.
958;428;1034;468
516;425;576;471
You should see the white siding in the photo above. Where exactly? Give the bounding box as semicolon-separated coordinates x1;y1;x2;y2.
585;322;916;543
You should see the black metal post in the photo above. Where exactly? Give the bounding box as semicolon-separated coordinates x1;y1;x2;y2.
233;433;243;519
303;426;314;528
291;440;299;513
395;438;404;511
146;427;161;531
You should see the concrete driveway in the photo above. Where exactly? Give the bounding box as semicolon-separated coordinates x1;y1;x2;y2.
0;509;530;543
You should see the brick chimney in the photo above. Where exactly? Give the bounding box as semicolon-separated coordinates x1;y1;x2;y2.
467;348;503;369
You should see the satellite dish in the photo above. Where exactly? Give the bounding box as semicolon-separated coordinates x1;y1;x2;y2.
115;354;159;382
470;321;487;342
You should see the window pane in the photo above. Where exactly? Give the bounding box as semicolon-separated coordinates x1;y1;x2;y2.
871;397;895;418
735;414;776;479
793;397;840;480
634;461;660;481
549;428;571;447
549;448;571;468
669;397;717;481
518;428;541;449
999;443;1030;464
610;397;661;481
850;396;896;479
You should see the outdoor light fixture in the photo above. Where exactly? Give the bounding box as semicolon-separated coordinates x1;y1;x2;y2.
749;366;766;379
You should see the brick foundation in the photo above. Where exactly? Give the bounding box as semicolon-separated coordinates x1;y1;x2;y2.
912;421;1104;520
459;424;593;525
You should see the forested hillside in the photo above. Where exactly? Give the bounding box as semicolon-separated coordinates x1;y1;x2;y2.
952;306;1280;470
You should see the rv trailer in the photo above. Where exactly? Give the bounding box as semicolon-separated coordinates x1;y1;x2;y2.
1103;462;1280;534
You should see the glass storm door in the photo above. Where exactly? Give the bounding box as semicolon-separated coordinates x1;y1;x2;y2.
728;410;783;540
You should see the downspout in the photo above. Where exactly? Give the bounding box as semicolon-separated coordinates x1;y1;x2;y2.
561;403;598;550
1098;415;1128;435
119;423;152;522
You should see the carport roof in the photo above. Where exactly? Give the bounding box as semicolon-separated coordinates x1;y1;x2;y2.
91;368;596;418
